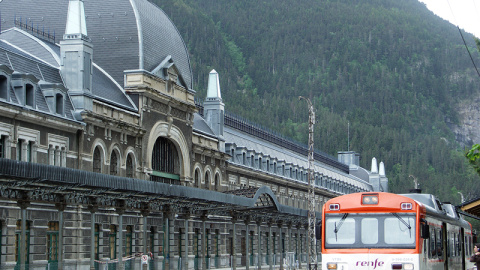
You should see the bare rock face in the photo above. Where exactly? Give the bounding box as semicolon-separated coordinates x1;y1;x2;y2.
450;97;480;148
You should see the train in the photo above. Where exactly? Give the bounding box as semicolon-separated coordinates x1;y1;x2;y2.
320;191;475;270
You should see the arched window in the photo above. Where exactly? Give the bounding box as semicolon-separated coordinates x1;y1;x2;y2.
251;155;254;167
258;157;262;170
126;154;134;178
93;147;102;173
152;137;179;183
110;151;118;175
0;75;7;100
205;171;210;190
243;153;246;165
214;173;220;191
194;168;200;188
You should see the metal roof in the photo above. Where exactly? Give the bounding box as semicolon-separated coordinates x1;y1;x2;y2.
0;0;193;90
0;158;313;223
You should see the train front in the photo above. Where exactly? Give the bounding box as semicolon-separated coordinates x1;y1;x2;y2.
321;192;426;270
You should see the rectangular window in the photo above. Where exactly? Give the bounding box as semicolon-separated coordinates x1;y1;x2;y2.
17;140;22;161
46;221;59;263
15;220;30;270
0;136;5;158
325;213;416;249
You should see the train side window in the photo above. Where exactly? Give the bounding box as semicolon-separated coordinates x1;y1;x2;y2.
457;233;461;257
436;228;443;258
430;228;436;259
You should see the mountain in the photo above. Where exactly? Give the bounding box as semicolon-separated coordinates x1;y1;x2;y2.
150;0;480;203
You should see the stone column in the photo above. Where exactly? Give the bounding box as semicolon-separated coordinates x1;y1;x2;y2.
184;211;191;270
201;213;207;270
245;218;250;270
231;215;238;270
164;209;175;270
56;199;67;270
117;201;126;270
17;195;29;270
141;206;150;255
268;221;273;270
296;224;302;269
88;204;98;270
256;220;261;270
278;221;283;270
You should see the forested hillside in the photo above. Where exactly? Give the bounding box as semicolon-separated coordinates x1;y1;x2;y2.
151;0;480;203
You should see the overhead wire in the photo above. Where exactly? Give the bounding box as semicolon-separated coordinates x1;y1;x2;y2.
446;0;480;78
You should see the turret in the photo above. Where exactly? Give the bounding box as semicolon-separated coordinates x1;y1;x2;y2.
204;69;225;151
60;0;93;118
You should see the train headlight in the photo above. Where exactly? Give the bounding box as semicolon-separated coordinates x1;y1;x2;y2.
326;263;337;269
362;194;379;204
401;202;413;210
329;203;340;211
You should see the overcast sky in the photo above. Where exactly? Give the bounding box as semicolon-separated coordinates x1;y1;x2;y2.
419;0;480;38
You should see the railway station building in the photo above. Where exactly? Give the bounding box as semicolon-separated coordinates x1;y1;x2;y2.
0;0;388;269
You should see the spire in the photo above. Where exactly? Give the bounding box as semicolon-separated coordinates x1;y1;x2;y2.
379;161;385;176
60;0;93;118
206;69;221;100
64;0;88;39
371;157;378;174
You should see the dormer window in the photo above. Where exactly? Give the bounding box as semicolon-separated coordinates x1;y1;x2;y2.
55;93;64;115
12;74;39;108
0;75;8;100
25;83;34;107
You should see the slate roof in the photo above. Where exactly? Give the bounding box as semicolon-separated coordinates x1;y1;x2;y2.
193;113;217;137
0;0;193;90
0;28;137;116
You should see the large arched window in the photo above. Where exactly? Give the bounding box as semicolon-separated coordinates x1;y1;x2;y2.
93;147;102;173
151;137;179;183
126;154;134;178
110;151;118;175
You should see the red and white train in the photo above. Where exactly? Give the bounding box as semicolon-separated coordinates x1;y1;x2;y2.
320;192;475;270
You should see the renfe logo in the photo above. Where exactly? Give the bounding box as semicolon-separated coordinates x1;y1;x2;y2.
356;259;385;269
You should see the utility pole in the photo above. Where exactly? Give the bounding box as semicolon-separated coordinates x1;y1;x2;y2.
299;96;317;270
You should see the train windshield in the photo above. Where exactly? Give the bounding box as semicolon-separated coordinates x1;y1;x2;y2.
324;213;416;249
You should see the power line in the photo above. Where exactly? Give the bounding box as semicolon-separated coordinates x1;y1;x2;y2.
457;25;480;79
445;0;480;79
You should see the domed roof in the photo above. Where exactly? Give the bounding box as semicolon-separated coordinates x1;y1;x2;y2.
0;0;193;90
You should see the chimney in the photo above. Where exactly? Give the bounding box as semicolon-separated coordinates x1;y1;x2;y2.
60;0;93;118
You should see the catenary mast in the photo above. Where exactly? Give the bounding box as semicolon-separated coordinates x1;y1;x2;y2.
299;96;317;270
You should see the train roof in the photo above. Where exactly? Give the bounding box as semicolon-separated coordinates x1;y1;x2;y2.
401;193;470;228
